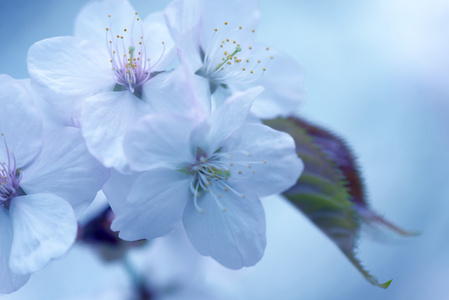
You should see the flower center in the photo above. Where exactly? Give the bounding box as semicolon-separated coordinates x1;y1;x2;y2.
200;22;273;87
187;147;266;213
105;13;166;97
0;134;23;208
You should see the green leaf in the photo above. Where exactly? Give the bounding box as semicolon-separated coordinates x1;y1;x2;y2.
265;116;414;289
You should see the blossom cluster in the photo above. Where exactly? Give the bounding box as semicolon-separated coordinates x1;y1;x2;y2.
1;0;305;293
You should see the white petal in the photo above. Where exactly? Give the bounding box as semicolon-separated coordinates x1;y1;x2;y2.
124;114;196;171
0;75;42;167
9;194;77;274
164;0;204;72
242;47;305;118
28;36;115;118
142;12;176;72
0;208;30;294
183;183;266;269
20;79;74;132
20;127;109;217
81;91;150;172
102;169;141;213
74;0;136;43
206;86;264;152
223;123;304;197
142;67;203;116
200;0;260;51
111;168;191;241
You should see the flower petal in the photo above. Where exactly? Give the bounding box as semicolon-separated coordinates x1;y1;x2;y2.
142;67;202;116
20;127;109;217
0;75;42;167
200;0;260;50
164;0;204;72
234;47;305;118
223;123;304;197
81;90;150;172
206;86;263;153
74;0;136;43
102;169;141;213
142;12;176;72
9;193;77;274
0;208;30;294
183;183;266;269
21;79;74;132
124;114;196;171
111;168;191;241
28;36;115;118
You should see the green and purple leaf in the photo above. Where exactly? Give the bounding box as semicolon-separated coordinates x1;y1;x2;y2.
265;116;416;289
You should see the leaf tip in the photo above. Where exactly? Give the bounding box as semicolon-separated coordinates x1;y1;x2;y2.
380;279;393;289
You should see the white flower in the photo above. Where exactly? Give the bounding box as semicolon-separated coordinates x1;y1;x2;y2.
0;75;109;293
164;0;305;118
108;86;303;269
27;0;195;172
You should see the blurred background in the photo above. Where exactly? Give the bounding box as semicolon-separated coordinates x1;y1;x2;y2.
1;0;449;299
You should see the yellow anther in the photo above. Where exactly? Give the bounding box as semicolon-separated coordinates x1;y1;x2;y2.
266;47;270;50
224;51;228;55
106;28;109;31
250;70;254;74
270;56;274;59
108;14;111;17
137;18;140;21
224;22;228;25
239;26;242;29
242;68;246;71
135;12;138;15
238;170;242;174
258;60;261;63
226;38;229;42
264;160;267;164
249;46;252;50
214;28;218;32
224;187;228;191
246;59;249;63
233;41;236;44
252;29;255;32
124;29;127;32
263;68;266;71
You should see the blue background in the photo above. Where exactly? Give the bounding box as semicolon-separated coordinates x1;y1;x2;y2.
1;0;449;299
